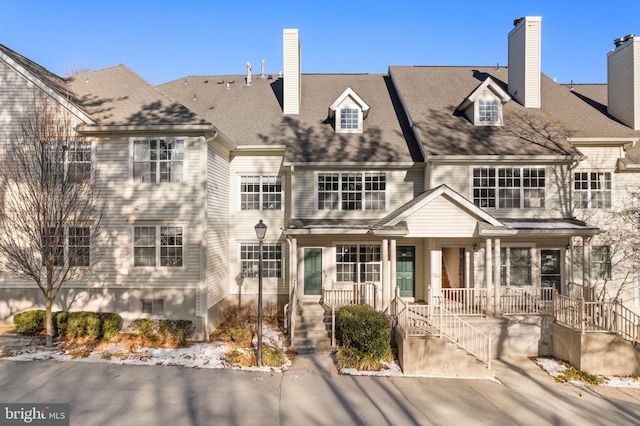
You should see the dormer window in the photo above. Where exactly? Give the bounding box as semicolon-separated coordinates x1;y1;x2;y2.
457;77;510;127
329;87;370;134
340;108;359;130
479;100;500;123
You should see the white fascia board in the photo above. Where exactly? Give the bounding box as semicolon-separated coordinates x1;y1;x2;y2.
328;87;371;118
0;50;96;125
427;155;579;164
567;137;638;151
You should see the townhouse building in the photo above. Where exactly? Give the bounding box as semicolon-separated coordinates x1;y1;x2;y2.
1;17;639;362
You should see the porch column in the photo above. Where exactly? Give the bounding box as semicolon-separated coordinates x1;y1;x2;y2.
382;239;389;312
485;238;493;317
493;238;501;316
582;236;592;300
390;239;397;300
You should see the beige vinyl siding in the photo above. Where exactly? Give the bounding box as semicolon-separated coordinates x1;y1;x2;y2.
283;29;301;115
293;167;422;219
431;162;570;219
508;17;541;108
405;196;479;237
607;39;640;130
206;140;230;308
228;153;289;297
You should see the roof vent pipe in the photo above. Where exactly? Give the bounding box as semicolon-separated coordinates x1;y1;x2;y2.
260;60;265;78
246;62;252;86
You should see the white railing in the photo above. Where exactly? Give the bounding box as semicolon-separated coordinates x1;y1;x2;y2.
438;306;491;368
396;301;491;368
554;294;640;344
437;288;487;316
322;282;379;309
501;287;554;315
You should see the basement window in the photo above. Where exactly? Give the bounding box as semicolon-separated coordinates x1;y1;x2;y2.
141;299;164;315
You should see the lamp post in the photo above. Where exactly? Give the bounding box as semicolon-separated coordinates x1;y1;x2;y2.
254;219;267;367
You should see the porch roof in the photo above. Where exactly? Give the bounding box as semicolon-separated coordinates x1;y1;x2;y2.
285;219;408;235
484;218;601;236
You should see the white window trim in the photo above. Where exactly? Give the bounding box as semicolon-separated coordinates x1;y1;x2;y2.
237;174;284;211
469;166;547;209
314;171;388;211
237;242;284;279
332;242;382;284
141;299;164;315
336;106;363;133
499;245;537;287
572;170;613;210
42;225;92;269
475;99;502;126
129;137;187;184
131;224;187;270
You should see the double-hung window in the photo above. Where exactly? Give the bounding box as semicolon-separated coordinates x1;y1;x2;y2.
67;141;92;182
500;247;532;286
573;172;612;209
133;138;184;183
317;172;386;211
572;245;612;281
133;225;183;267
240;243;282;278
240;176;282;210
472;167;545;209
335;244;381;283
42;226;90;267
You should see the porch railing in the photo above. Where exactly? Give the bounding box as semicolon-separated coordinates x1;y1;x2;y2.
500;287;554;315
395;299;491;368
437;288;487;316
554;294;640;344
322;282;379;309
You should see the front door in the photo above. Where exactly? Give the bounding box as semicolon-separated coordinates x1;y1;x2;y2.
540;249;561;291
304;248;323;295
397;246;415;297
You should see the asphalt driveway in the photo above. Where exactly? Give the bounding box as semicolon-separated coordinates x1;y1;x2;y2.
0;354;638;425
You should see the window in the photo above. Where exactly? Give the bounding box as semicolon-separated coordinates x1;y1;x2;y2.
133;139;184;183
317;172;386;210
42;226;90;267
141;299;164;315
340;108;359;130
574;172;612;209
336;244;381;283
572;245;612;281
240;244;282;278
472;167;545;209
478;100;500;123
240;176;282;210
500;247;532;286
133;226;183;267
67;141;92;182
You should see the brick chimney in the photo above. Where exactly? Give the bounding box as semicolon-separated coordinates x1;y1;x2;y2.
607;34;640;130
508;16;542;108
283;29;301;115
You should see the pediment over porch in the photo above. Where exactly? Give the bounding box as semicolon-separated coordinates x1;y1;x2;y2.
372;184;506;238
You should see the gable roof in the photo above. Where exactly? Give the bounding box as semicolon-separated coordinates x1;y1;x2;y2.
0;43;94;124
67;65;207;127
376;184;504;228
158;73;423;163
457;76;512;112
328;87;371;119
389;66;584;158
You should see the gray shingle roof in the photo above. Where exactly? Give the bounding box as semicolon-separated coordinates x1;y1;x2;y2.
158;73;421;163
388;66;640;158
67;65;206;126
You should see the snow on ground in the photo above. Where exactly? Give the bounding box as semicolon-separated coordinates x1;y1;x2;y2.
0;326;291;372
534;357;640;388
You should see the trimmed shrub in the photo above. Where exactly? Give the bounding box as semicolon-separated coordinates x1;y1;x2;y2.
129;318;195;347
100;313;122;341
56;311;69;337
67;312;101;339
218;302;255;328
12;310;46;335
338;304;391;361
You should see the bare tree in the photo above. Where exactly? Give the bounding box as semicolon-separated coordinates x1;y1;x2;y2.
0;93;104;346
62;66;93;77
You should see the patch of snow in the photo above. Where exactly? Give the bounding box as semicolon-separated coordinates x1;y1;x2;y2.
535;357;640;388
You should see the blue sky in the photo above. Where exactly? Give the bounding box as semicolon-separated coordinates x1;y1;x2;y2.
1;1;638;85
